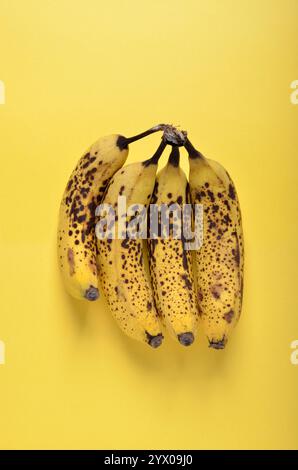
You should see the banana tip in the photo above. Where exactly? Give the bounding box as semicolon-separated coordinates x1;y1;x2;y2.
84;286;99;301
209;337;227;350
147;333;163;349
178;332;195;347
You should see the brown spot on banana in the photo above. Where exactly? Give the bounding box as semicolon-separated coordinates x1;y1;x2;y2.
181;274;192;290
223;309;234;323
210;283;223;299
88;259;97;276
67;248;75;276
228;183;236;200
198;289;204;302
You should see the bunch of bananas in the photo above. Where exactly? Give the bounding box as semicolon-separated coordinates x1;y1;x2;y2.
58;125;244;349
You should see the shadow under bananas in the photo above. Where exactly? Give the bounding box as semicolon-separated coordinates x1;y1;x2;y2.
60;286;246;398
107;315;235;381
54;256;244;387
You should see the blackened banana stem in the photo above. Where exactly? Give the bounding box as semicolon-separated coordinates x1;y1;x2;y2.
143;139;167;166
117;124;166;150
184;138;204;159
168;145;180;167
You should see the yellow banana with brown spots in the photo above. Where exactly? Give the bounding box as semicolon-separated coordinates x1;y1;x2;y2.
185;139;244;349
148;146;198;346
96;140;167;347
58;126;163;301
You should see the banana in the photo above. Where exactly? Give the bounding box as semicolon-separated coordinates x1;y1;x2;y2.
58;125;163;301
148;146;198;346
185;139;244;349
96;140;167;347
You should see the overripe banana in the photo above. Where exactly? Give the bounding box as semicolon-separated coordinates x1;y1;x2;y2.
58;125;163;301
148;146;198;346
185;139;244;349
96;140;167;347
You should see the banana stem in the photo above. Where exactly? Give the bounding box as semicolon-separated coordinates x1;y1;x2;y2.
143;139;167;166
163;125;187;146
125;124;166;144
168;145;180;167
184;138;204;160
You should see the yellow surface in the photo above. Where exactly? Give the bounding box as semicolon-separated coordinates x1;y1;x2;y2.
0;0;297;450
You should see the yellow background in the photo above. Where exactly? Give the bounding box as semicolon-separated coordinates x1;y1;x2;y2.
0;0;297;450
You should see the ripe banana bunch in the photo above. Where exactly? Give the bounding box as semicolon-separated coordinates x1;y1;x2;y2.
58;123;244;350
96;140;167;347
148;146;198;346
58;125;163;301
185;139;244;349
